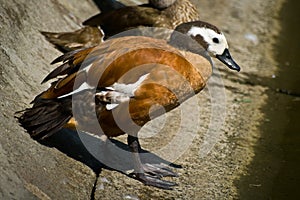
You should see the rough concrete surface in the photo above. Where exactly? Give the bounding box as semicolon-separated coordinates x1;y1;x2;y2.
0;0;284;199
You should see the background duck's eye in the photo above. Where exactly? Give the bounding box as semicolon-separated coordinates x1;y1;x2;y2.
213;37;219;43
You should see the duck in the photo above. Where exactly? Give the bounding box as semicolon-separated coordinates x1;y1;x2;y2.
41;0;199;52
16;20;240;189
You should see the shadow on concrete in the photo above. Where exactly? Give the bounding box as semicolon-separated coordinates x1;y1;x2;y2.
39;129;181;176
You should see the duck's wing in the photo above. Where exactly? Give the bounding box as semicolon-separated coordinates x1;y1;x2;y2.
36;36;141;100
40;27;104;53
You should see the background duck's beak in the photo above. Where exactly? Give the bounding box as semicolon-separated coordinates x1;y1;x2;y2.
216;48;240;71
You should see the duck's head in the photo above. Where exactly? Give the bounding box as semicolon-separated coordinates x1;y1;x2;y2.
171;21;240;71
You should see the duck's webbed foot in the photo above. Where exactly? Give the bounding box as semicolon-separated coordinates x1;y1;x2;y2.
142;163;178;178
129;171;177;190
127;135;178;190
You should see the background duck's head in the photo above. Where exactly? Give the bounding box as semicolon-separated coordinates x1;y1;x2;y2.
170;21;241;71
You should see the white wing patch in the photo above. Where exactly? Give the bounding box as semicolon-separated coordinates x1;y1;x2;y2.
112;73;149;97
57;63;94;99
58;82;93;98
84;63;93;74
97;73;150;110
106;104;119;110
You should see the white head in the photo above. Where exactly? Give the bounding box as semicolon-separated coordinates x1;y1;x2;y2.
172;21;240;71
187;26;228;56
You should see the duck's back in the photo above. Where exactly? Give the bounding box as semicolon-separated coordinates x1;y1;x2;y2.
162;0;200;28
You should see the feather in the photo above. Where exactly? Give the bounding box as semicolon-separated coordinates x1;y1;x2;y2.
15;98;72;140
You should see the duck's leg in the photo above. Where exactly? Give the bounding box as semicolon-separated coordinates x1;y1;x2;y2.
127;135;177;189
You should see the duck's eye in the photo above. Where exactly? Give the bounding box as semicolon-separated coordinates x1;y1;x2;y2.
213;37;219;43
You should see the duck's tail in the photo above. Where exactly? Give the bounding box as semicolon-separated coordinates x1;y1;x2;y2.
15;98;73;140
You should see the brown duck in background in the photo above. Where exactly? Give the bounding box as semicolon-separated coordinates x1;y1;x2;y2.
41;0;199;52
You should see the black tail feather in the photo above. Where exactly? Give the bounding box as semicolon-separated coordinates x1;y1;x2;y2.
15;98;72;140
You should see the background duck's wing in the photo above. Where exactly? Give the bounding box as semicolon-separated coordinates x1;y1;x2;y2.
41;27;104;53
83;7;166;38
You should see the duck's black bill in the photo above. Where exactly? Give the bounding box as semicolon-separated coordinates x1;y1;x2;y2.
216;49;240;72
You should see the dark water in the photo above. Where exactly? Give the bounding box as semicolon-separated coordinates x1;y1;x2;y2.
271;0;300;198
238;0;300;199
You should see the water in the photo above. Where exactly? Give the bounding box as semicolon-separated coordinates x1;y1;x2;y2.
238;0;300;199
271;0;300;198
